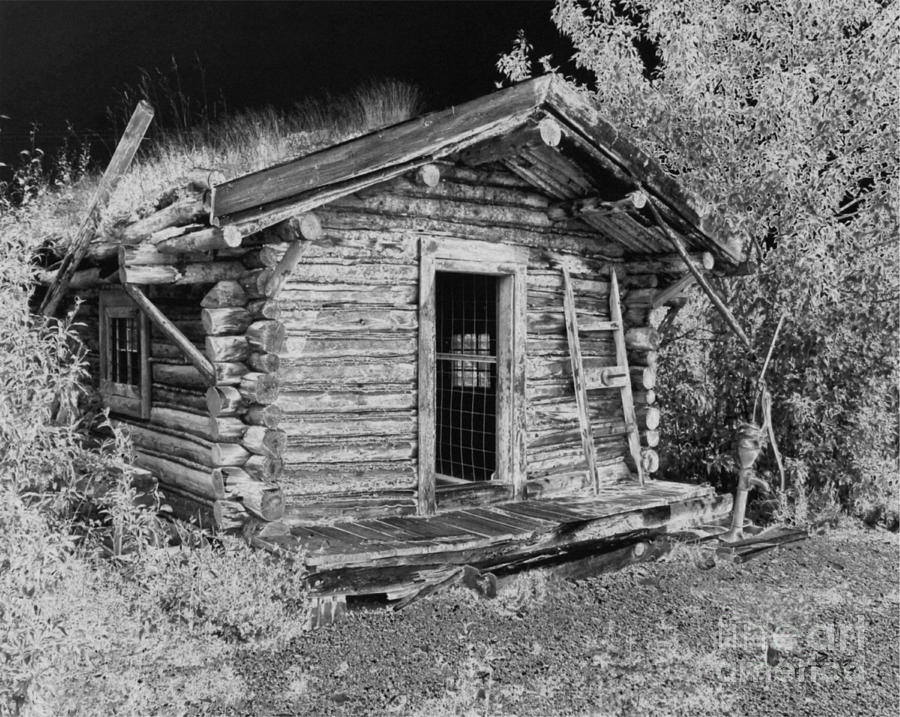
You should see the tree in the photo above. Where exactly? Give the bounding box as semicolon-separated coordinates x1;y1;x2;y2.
500;0;899;521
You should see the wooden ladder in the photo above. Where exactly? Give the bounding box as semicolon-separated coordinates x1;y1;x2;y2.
562;266;646;490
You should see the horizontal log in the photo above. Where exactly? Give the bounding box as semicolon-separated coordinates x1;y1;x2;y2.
547;190;647;222
152;362;208;390
120;421;212;468
239;268;272;298
282;438;415;464
279;461;416;496
278;412;415;439
245;403;283;427
242;245;285;269
240;371;280;404
268;212;324;242
247;299;281;320
201;307;252;335
281;307;417;334
242;426;287;457
152;340;203;361
277;389;416;414
276;284;418;306
206;385;247;417
208;415;247;442
214;467;284;521
345;192;557;230
210;442;250;467
201;280;248;308
289;262;418;285
154;225;243;253
321;204;624;259
282;334;416;358
279;359;415;386
118;193;209;245
134;449;224;499
35;266;114;288
214;361;249;386
149;406;241;442
122;244;233;266
244;454;284;482
152;384;208;413
205;335;249;363
248;351;280;373
246;320;286;353
120;260;245;285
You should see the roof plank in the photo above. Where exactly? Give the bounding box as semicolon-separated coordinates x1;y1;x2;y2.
213;76;554;219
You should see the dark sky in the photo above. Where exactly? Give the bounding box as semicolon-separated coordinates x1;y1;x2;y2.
0;1;565;170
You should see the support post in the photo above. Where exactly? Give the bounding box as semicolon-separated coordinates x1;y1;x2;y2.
642;191;753;351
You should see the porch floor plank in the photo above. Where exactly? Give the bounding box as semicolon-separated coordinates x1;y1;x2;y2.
378;516;471;540
288;480;731;582
493;501;589;523
435;514;520;540
455;508;545;534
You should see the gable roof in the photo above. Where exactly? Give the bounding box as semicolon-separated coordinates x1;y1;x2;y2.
210;76;744;268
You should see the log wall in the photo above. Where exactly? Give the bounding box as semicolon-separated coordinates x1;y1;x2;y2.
273;163;662;503
62;163;669;526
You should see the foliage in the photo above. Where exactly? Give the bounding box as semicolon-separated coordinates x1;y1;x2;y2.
1;175;308;715
500;0;899;519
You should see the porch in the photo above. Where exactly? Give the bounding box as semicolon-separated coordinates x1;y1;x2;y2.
259;479;733;601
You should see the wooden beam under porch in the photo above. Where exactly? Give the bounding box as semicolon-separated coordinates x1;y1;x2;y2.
256;480;732;600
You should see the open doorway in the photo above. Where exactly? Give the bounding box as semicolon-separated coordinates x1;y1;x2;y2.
434;272;498;482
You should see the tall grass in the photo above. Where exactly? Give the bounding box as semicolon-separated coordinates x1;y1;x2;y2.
24;75;425;257
4;69;425;711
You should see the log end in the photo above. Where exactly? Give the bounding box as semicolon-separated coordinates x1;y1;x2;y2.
538;117;562;147
415;164;441;188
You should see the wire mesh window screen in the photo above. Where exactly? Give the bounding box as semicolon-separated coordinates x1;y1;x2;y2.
110;316;141;386
434;272;498;481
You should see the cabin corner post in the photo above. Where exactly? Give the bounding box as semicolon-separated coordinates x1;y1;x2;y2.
619;269;662;477
417;239;438;515
201;272;286;521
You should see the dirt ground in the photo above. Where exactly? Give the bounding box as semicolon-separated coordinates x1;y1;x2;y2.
230;525;899;716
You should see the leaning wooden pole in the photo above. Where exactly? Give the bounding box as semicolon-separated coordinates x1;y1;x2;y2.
642;192;753;351
118;278;217;385
40;100;155;317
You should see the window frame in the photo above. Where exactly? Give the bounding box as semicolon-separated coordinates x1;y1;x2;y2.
99;289;150;419
418;237;527;514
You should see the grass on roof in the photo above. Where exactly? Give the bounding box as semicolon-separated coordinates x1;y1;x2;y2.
1;79;426;255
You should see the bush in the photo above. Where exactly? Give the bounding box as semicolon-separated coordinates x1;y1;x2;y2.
0;149;308;715
501;1;900;522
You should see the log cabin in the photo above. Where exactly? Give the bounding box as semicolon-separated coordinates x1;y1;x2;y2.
40;76;742;601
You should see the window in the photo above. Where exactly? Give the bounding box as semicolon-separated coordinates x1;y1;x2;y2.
418;238;527;513
99;290;150;419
